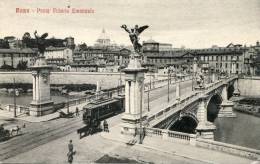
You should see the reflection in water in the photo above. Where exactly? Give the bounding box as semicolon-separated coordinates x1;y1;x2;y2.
214;111;260;150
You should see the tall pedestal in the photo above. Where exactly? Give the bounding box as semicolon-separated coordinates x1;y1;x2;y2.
233;79;240;97
218;84;236;117
121;53;147;136
30;56;53;116
196;95;216;140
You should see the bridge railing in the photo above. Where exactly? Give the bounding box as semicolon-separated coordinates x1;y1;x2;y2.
4;104;30;114
143;127;196;145
148;76;238;127
196;138;260;160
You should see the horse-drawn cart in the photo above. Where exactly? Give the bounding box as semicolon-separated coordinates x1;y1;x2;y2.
0;125;10;141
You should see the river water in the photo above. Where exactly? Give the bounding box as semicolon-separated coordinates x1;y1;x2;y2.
0;93;67;106
214;111;260;150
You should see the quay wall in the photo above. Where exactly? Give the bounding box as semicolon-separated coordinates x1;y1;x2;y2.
0;71;169;89
238;76;260;97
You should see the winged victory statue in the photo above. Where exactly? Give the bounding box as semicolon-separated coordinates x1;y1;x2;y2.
121;24;149;54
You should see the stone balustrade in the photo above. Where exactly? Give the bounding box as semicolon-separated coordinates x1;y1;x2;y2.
196;138;260;160
4;104;30;114
143;127;196;145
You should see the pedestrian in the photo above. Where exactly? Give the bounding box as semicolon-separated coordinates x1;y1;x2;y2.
67;140;76;164
68;140;73;153
75;107;79;116
23;123;26;128
103;119;109;132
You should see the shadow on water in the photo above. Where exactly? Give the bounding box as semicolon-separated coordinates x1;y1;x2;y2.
214;111;260;150
95;154;154;164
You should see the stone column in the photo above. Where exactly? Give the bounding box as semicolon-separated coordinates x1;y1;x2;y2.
121;53;147;136
218;84;236;117
30;56;54;116
196;95;216;140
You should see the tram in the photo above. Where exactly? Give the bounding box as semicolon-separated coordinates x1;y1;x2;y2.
77;96;124;138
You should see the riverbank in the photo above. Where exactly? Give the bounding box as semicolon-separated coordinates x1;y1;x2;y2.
234;105;260;117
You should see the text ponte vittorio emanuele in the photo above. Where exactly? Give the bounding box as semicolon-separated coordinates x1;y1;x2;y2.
16;7;95;14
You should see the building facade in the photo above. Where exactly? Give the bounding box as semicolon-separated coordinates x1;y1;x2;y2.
0;48;37;69
192;44;257;75
44;47;73;66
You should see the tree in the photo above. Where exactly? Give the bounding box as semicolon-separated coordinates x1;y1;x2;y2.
0;39;10;48
16;61;28;70
79;43;87;51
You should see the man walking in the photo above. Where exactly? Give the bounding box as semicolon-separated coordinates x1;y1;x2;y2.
67;140;75;164
75;107;79;116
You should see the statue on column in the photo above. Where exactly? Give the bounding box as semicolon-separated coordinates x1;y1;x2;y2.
34;30;48;56
121;24;149;54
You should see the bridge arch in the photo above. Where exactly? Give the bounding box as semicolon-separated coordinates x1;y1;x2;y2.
168;112;198;134
206;93;222;122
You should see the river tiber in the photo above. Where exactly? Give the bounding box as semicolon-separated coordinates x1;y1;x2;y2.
0;1;260;163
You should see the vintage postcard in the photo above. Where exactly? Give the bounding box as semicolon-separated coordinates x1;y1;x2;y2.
0;0;259;163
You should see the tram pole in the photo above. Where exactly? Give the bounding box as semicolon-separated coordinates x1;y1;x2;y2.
13;78;17;118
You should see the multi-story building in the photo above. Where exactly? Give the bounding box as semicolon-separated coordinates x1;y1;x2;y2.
191;43;257;75
142;39;193;73
72;47;131;72
44;47;73;66
0;48;37;69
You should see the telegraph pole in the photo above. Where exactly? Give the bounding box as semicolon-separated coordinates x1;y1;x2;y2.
139;81;143;144
147;72;151;112
167;70;170;103
13;78;17;118
67;90;69;114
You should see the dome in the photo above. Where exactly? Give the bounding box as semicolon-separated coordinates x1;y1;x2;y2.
97;28;110;41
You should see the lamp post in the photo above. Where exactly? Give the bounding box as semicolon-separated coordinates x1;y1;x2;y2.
13;78;17;118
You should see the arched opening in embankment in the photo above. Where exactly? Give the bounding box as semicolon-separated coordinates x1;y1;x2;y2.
207;94;222;122
169;116;197;134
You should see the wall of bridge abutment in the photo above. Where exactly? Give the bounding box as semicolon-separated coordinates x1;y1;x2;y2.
218;82;237;118
238;76;260;97
141;127;260;160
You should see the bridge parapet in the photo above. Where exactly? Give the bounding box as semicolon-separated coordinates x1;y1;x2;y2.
143;127;260;160
147;75;238;127
196;138;260;160
143;127;196;145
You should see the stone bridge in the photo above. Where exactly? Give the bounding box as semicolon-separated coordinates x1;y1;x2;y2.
146;75;239;139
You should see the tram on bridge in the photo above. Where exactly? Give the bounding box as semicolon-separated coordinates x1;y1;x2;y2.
77;96;124;138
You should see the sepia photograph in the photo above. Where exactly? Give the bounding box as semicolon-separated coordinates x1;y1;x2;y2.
0;0;260;163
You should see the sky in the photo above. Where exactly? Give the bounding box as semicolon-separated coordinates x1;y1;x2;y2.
0;0;260;48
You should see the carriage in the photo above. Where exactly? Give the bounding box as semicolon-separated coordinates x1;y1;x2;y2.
77;97;123;138
0;127;10;141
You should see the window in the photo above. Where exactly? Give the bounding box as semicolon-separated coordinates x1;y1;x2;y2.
226;56;228;61
216;56;218;61
225;63;228;68
236;63;239;69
